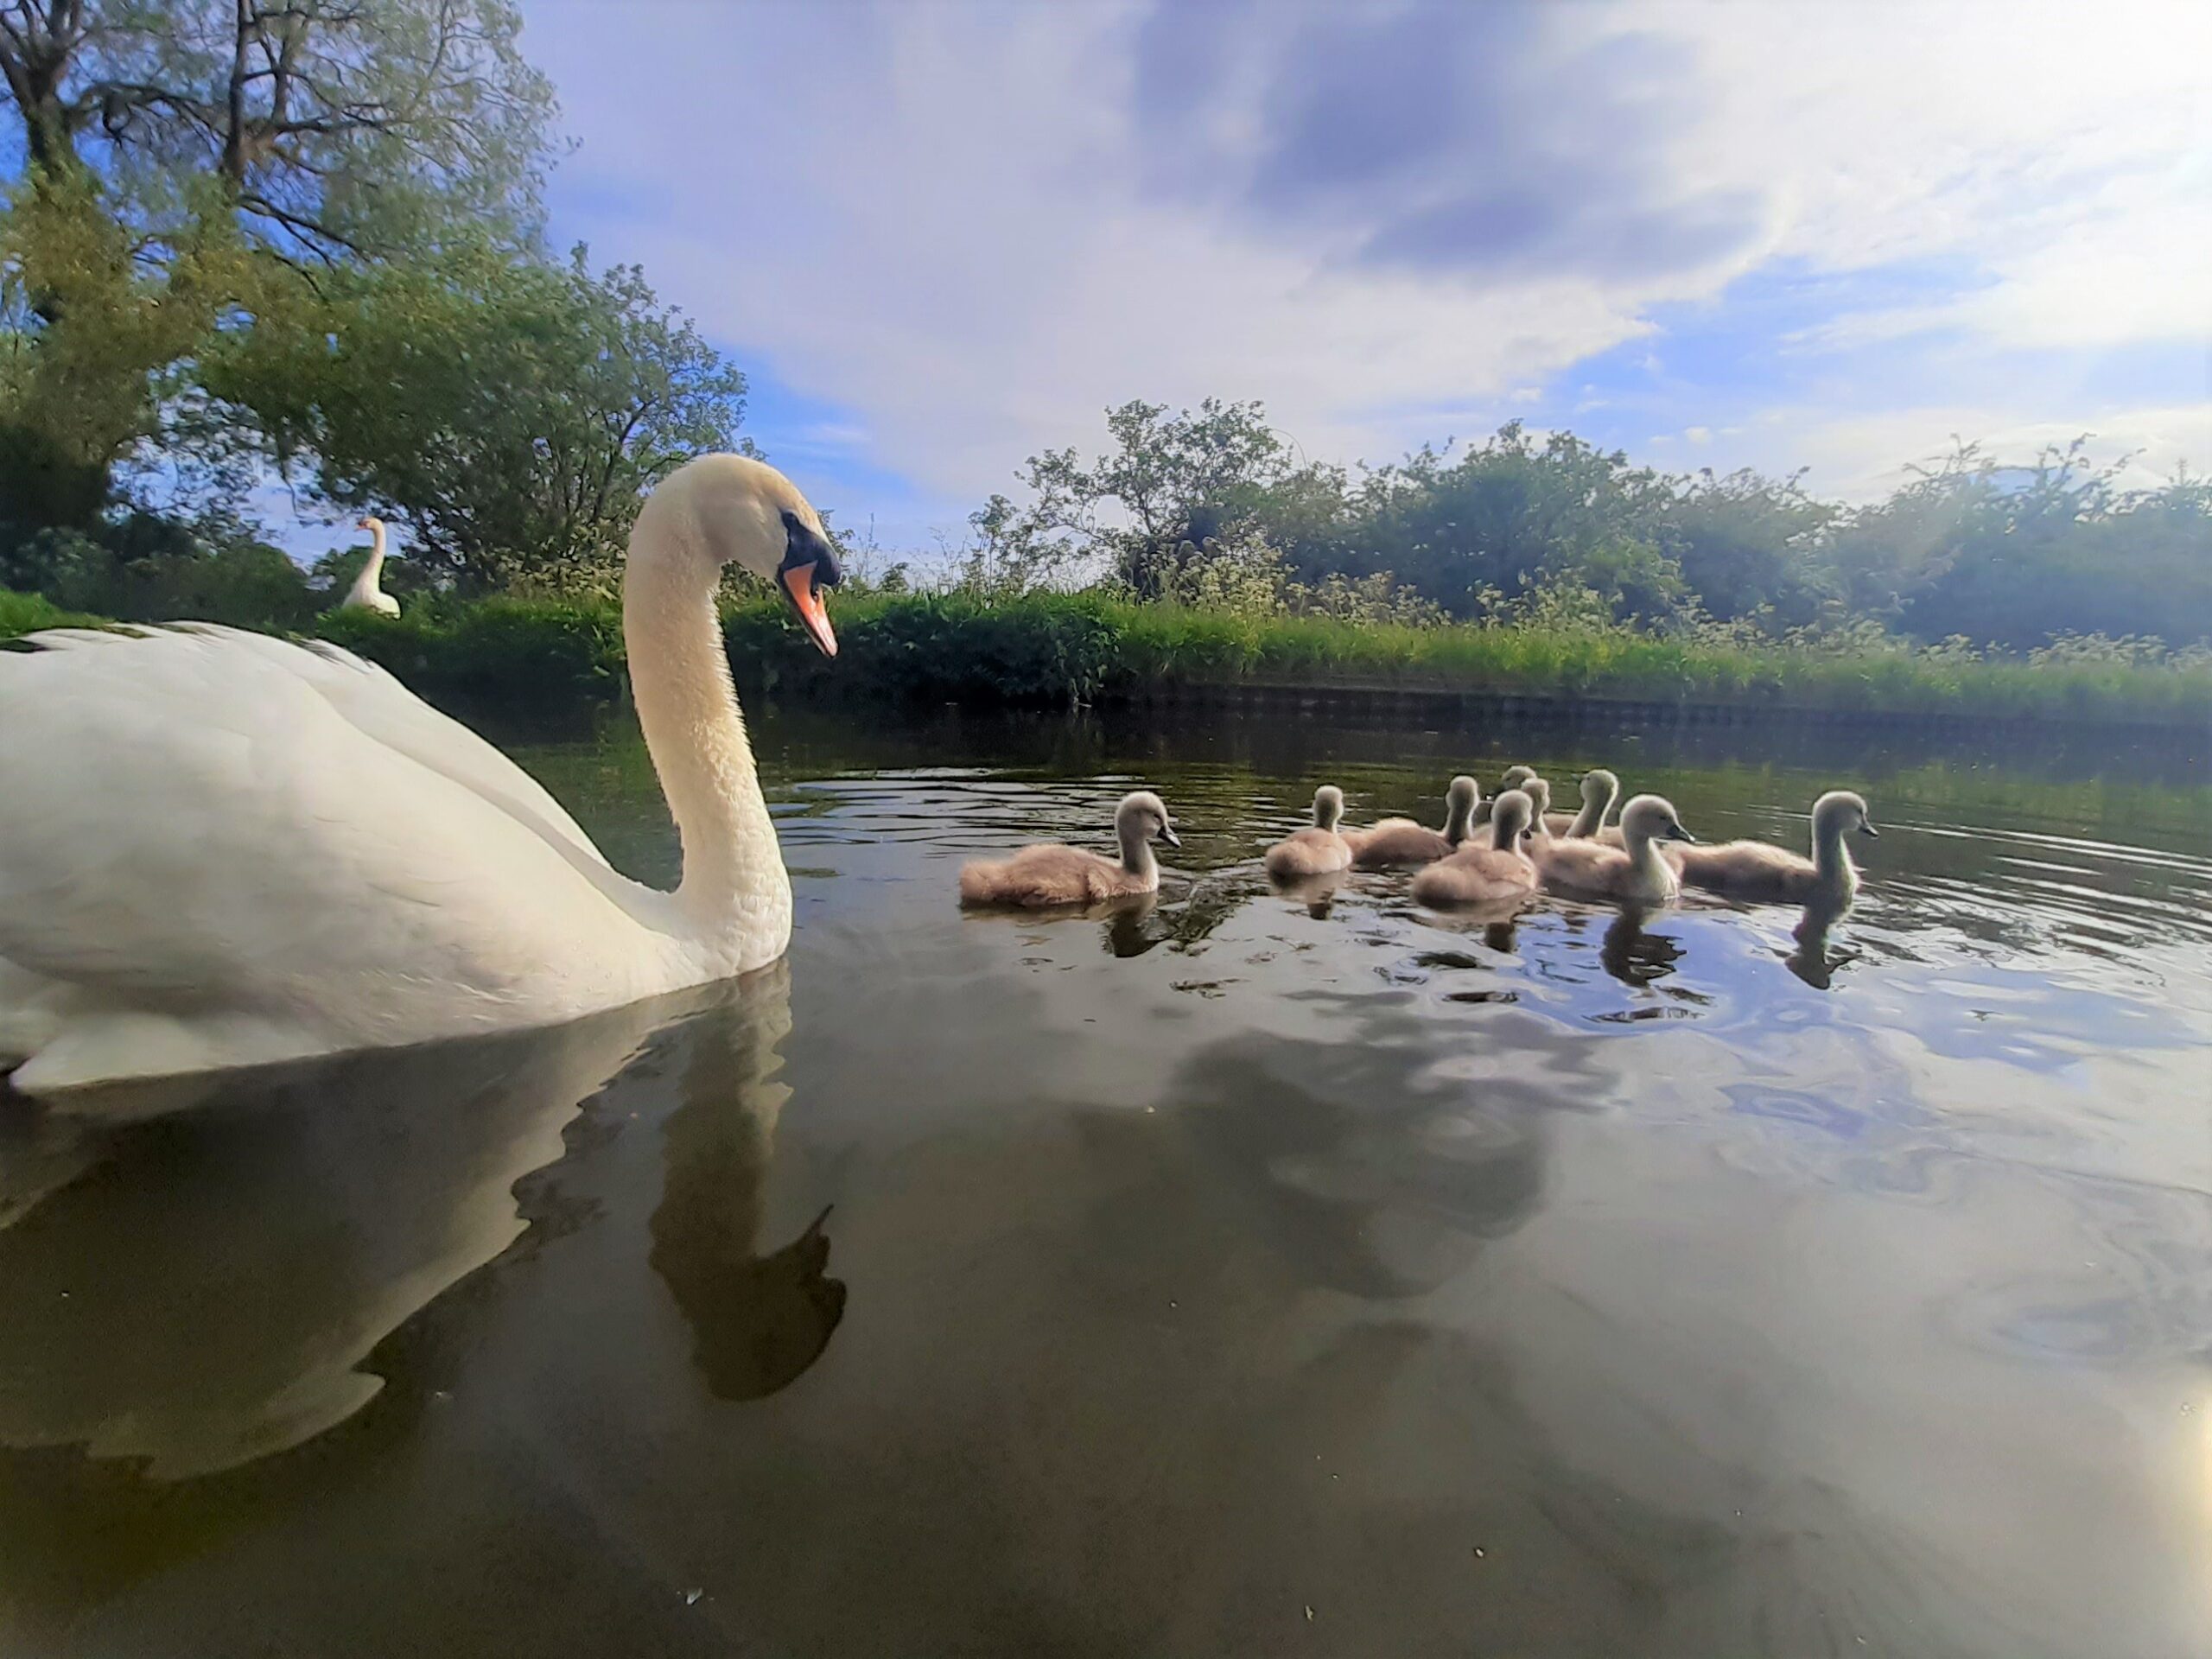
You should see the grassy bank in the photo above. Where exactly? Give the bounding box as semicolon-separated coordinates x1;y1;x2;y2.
7;588;2209;729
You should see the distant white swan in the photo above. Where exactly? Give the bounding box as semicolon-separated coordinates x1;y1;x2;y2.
343;515;402;616
0;455;842;1096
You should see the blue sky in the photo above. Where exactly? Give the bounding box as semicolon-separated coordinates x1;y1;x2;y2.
385;1;2212;556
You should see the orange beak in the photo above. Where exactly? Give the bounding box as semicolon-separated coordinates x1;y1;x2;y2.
781;559;837;657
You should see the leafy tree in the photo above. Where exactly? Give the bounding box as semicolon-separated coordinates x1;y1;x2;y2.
0;0;556;260
0;167;251;532
1842;442;2212;648
988;398;1315;595
0;505;311;622
1;0;560;541
207;241;749;590
1657;467;1837;626
1349;424;1684;619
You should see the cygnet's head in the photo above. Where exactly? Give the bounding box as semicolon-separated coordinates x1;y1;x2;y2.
1522;776;1551;815
1446;775;1479;811
1118;791;1180;848
1581;767;1619;804
1312;785;1345;830
1620;795;1696;844
1813;790;1878;839
1490;788;1535;847
1500;764;1536;792
638;454;844;656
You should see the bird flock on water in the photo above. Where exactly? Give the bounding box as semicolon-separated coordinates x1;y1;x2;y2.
959;767;1877;917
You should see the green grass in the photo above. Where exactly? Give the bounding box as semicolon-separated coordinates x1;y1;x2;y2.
6;586;2207;728
0;588;107;638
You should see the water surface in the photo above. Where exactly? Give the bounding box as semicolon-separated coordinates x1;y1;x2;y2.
3;706;2208;1657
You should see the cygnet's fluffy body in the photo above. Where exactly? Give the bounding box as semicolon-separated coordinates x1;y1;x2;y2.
1535;795;1696;905
1265;786;1356;879
960;791;1179;907
1349;776;1479;868
1672;790;1877;906
1411;791;1540;907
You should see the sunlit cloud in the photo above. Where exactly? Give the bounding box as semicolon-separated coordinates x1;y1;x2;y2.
524;0;2212;531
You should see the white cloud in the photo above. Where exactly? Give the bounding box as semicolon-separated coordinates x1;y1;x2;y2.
525;0;2212;515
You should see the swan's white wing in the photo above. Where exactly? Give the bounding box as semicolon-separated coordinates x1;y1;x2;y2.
0;628;656;1016
146;625;608;868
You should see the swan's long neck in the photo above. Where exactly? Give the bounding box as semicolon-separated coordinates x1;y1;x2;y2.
1569;780;1614;838
349;523;387;603
1444;792;1474;844
1117;821;1157;879
1624;825;1670;887
1813;816;1853;884
624;513;789;942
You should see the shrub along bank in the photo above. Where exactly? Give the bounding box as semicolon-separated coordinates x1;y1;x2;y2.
6;588;2208;730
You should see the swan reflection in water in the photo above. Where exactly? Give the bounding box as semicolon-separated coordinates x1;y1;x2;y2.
0;962;839;1480
1783;899;1857;990
1599;906;1685;988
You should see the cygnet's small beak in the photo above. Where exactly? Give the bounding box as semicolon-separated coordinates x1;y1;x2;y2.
1859;819;1880;838
1668;823;1699;842
779;556;837;658
1160;822;1181;849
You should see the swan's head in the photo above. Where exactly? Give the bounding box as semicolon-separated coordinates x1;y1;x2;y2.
1312;785;1345;830
1491;788;1535;847
1621;795;1696;844
355;515;383;534
1814;790;1878;839
1118;791;1180;849
1581;768;1619;804
1500;764;1536;792
646;454;844;657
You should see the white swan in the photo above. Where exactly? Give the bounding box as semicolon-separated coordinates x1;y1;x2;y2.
0;454;842;1097
344;515;403;616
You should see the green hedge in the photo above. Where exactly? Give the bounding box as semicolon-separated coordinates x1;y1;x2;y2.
5;587;2207;728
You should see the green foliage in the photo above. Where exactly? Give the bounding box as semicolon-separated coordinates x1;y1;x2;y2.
0;168;251;533
724;589;1125;706
208;242;748;593
0;515;314;624
984;406;2211;650
11;584;2205;726
1657;467;1838;626
0;584;102;638
1;0;569;543
1827;442;2212;649
0;0;558;260
971;397;1342;597
316;594;626;710
1344;424;1688;620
